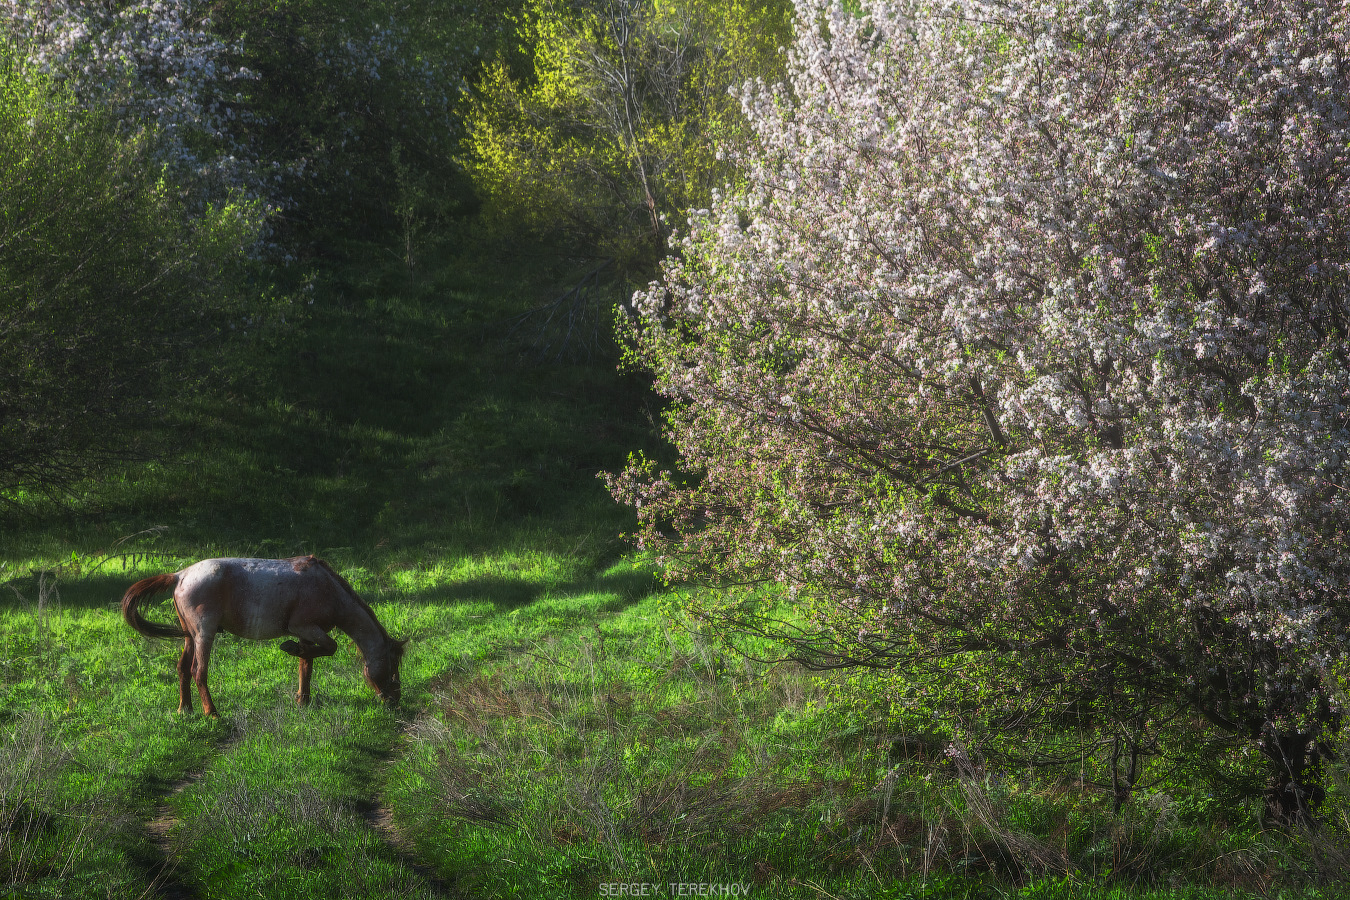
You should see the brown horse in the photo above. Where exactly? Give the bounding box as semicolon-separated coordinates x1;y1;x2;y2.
122;555;406;716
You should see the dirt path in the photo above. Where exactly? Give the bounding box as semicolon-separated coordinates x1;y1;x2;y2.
359;798;458;897
142;773;203;900
137;724;245;900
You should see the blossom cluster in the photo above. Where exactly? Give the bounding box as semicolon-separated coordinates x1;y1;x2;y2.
2;0;261;205
614;0;1350;778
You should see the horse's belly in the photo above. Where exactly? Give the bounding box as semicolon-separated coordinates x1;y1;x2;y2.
226;621;288;640
223;608;289;640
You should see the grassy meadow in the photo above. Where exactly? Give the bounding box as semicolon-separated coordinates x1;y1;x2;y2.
3;237;1349;899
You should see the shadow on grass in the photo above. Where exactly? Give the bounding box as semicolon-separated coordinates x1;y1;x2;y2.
0;571;141;613
390;561;662;617
589;565;662;605
408;576;546;610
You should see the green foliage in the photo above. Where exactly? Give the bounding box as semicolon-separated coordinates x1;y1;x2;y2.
463;0;792;273
205;0;505;246
0;52;261;503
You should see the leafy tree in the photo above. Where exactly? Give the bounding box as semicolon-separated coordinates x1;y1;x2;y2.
0;54;260;501
612;0;1350;820
464;0;792;272
203;0;502;244
3;0;503;247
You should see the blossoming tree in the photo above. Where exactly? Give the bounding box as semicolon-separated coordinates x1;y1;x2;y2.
612;0;1350;818
2;0;259;205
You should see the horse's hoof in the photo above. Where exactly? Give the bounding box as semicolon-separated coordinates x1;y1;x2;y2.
280;640;301;656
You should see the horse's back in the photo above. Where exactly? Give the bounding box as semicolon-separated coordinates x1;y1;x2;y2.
176;557;340;640
177;557;314;596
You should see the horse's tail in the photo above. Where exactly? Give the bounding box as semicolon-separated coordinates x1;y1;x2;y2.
121;573;185;639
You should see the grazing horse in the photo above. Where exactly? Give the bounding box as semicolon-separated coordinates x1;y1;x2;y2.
122;555;406;716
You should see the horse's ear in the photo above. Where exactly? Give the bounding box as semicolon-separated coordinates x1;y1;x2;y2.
395;638;409;649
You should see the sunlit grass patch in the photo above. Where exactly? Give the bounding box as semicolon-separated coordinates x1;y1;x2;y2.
0;602;228;898
382;590;889;898
160;691;436;899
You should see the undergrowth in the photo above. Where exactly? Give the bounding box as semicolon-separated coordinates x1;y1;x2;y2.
1;238;1348;898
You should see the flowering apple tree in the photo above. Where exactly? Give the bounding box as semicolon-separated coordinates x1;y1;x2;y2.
1;0;261;205
611;0;1350;818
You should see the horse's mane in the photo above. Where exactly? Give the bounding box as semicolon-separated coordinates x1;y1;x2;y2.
296;555;391;640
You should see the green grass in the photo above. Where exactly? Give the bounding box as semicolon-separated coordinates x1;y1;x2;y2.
3;236;1349;899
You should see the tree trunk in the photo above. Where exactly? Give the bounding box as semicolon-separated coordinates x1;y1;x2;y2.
1262;729;1327;824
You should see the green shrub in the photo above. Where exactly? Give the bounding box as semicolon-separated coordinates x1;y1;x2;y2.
0;52;261;502
463;0;792;274
205;0;502;247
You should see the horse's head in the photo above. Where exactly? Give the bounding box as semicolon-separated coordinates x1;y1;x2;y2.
365;637;407;706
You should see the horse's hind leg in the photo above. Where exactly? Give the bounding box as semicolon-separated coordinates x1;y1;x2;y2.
176;637;195;713
192;632;220;718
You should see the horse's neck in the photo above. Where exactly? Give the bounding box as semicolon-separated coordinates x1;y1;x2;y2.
336;604;386;660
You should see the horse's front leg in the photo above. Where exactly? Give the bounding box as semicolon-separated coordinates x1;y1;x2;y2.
297;658;320;706
279;626;337;706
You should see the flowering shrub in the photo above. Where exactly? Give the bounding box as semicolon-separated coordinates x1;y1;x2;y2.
2;0;260;207
613;0;1350;818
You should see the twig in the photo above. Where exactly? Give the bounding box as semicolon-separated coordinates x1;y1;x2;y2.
503;258;616;363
